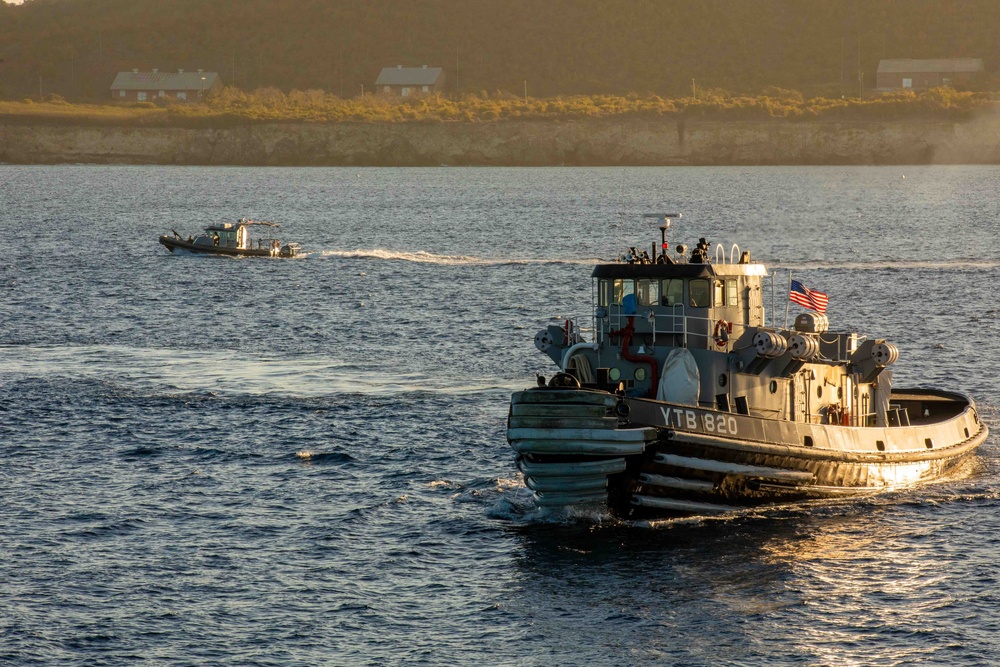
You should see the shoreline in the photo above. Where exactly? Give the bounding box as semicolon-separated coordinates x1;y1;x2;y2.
3;116;1000;166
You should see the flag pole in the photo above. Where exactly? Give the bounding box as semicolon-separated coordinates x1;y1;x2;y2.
784;271;792;330
769;271;774;328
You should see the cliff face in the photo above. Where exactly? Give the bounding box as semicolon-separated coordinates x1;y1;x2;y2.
3;116;1000;166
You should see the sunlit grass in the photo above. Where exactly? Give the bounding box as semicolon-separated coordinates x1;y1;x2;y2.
1;87;996;126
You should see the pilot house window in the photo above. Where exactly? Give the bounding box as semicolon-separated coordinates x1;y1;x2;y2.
613;279;635;305
661;279;684;307
637;279;659;306
726;280;738;307
689;279;711;308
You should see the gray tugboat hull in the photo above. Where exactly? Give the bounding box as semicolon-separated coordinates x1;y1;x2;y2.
508;387;987;517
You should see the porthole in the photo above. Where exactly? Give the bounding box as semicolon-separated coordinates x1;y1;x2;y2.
837;387;843;399
817;386;823;399
965;427;970;438
608;368;621;382
634;367;647;382
769;380;778;394
719;374;728;387
925;438;934;449
876;440;886;452
804;435;813;447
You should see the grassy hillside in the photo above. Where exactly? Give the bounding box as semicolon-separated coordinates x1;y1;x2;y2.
1;0;999;102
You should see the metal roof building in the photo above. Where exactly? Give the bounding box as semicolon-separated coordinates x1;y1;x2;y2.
876;58;984;90
110;69;221;102
375;66;445;96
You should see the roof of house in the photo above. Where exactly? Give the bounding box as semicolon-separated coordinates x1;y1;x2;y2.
111;70;221;91
375;66;443;86
877;58;984;74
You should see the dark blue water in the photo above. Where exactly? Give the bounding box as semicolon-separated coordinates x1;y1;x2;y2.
2;165;1000;666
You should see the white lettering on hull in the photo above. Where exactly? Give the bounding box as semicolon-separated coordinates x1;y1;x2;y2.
659;406;739;436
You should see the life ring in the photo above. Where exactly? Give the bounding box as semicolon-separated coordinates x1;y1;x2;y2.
713;319;731;347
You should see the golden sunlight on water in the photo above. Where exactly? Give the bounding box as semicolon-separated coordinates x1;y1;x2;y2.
755;512;960;665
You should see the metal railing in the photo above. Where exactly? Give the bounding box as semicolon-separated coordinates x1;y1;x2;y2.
598;305;752;351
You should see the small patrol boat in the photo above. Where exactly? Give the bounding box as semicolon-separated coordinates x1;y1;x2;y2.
159;218;301;257
507;213;988;518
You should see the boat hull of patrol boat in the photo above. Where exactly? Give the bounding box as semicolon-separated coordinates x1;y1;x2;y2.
158;236;298;258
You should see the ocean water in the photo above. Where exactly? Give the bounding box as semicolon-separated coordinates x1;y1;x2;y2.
2;164;1000;666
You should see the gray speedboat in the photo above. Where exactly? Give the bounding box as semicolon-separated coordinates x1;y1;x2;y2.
159;218;300;258
507;213;987;518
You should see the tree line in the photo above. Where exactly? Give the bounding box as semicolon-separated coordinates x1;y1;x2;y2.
1;0;998;102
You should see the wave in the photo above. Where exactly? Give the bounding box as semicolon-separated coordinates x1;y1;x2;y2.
295;450;356;464
314;248;595;266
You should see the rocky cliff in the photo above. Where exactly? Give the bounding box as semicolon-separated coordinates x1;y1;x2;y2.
3;116;1000;166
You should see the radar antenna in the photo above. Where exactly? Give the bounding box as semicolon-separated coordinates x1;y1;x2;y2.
642;212;682;264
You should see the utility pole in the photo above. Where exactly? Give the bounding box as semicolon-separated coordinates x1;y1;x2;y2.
692;78;697;100
840;32;844;90
855;0;862;98
523;80;527;104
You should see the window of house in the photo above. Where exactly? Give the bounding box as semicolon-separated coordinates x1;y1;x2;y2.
689;279;711;307
384;86;390;93
726;279;738;307
422;85;429;92
401;87;411;96
158;90;165;98
119;90;125;98
177;92;187;100
902;78;912;88
661;278;684;306
137;92;147;101
636;279;659;306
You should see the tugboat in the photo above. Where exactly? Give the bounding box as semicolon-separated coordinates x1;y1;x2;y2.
159;218;300;257
507;213;988;518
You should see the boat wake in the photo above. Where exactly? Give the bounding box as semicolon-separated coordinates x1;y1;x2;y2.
776;259;1000;272
488;481;622;525
0;344;531;398
314;248;595;266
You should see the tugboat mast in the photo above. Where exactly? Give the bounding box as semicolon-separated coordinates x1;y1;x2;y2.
642;212;681;264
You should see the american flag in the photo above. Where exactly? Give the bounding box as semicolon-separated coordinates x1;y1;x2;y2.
789;279;829;313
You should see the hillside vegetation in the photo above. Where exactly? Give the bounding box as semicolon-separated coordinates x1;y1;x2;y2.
2;87;996;127
1;0;999;103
